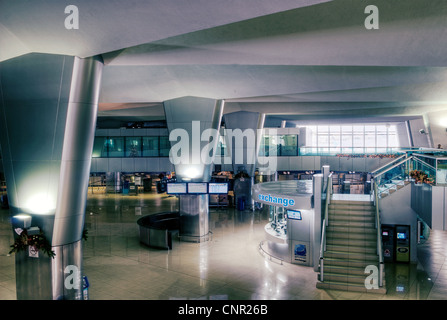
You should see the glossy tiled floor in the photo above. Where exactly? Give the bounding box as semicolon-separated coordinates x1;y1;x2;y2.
0;190;446;300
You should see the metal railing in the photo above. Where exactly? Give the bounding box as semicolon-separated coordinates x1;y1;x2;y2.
319;174;332;282
370;154;408;176
372;180;384;287
258;241;284;265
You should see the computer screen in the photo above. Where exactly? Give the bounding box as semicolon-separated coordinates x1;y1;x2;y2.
166;183;187;194
287;210;302;220
187;182;208;194
397;232;406;239
208;182;228;194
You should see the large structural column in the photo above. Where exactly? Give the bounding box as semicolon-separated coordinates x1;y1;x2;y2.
164;96;224;241
223;111;266;210
0;53;103;299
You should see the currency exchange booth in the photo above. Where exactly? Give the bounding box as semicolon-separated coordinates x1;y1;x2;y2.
252;179;319;267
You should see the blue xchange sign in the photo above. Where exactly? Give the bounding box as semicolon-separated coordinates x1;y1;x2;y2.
258;194;295;207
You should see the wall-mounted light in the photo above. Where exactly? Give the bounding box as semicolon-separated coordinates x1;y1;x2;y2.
11;214;32;229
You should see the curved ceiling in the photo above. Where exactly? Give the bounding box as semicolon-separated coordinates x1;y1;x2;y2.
2;0;447;127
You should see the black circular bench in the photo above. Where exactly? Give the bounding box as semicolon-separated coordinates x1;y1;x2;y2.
137;212;180;249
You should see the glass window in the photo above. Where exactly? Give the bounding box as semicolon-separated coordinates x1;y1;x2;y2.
125;137;141;157
107;137;124;157
302;123;400;155
92;137;107;158
280;135;298;156
218;135;228;156
143;137;159;157
159;136;170;157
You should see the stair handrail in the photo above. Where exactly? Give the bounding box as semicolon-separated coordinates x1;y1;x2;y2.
372;155;413;180
373;179;384;288
319;173;332;282
412;155;436;171
370;154;407;175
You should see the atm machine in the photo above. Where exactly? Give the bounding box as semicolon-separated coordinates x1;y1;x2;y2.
395;225;410;263
381;225;395;262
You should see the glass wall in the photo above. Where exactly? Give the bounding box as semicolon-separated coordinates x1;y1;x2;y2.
259;134;298;156
93;136;170;158
301;124;400;155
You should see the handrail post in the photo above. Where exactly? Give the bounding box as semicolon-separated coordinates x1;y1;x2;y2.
320;258;324;282
373;181;384;288
319;173;332;283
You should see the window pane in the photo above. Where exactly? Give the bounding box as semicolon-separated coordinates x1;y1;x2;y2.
92;137;107;158
280;135;298;156
342;125;352;134
143;137;159;157
125;137;141;157
353;134;364;147
159;136;170;157
107;137;124;157
341;134;352;147
318;134;329;147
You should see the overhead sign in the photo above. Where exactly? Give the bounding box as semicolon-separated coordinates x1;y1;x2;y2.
208;183;228;194
187;183;208;194
166;183;187;194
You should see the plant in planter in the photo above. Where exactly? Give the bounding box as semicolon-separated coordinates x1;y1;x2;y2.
9;228;55;259
410;170;434;184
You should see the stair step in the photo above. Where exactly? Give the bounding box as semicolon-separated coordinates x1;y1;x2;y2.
330;200;373;205
329;214;375;222
329;204;375;211
322;264;373;276
330;221;375;228
329;212;376;217
327;232;376;241
316;280;387;294
322;257;378;268
319;272;369;285
327;238;377;247
327;225;376;234
324;250;378;261
326;244;377;254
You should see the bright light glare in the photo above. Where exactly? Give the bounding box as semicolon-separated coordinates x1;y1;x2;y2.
184;167;201;179
23;193;56;214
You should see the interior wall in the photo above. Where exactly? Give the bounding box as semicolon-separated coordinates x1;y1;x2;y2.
426;110;447;149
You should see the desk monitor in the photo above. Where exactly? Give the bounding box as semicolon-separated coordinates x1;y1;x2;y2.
287;210;302;220
166;183;187;194
187;182;208;194
208;182;228;194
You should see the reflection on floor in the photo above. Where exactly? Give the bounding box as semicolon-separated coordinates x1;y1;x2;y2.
0;191;445;300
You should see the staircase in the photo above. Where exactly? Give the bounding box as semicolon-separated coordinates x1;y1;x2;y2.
317;200;386;294
378;178;410;199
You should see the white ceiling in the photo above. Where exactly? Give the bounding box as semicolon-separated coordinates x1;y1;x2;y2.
2;0;447;127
